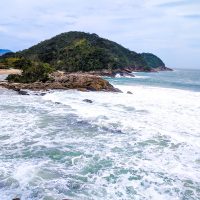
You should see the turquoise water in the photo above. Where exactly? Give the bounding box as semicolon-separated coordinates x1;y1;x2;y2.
0;69;200;200
107;69;200;92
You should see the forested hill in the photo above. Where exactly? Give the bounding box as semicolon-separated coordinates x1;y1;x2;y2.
140;53;165;69
2;31;168;72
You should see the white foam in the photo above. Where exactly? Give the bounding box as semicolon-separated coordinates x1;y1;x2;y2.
133;75;150;79
43;85;200;184
115;73;134;78
43;86;200;145
0;83;200;199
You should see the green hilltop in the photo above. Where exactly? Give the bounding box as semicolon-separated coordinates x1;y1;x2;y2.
1;31;170;73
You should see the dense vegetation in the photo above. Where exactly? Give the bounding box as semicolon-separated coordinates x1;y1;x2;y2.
6;59;55;83
141;53;165;68
0;32;168;83
1;32;165;72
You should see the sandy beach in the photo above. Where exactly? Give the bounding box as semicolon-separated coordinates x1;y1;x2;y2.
0;69;21;75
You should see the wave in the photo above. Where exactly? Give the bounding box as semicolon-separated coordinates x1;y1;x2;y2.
1;80;200;199
115;73;134;78
133;75;150;79
114;74;149;79
43;86;200;146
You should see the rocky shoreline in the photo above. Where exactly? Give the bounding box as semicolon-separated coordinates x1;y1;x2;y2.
0;72;121;94
0;66;173;94
85;66;173;77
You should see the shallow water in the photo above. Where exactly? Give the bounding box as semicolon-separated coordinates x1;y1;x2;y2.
0;69;200;200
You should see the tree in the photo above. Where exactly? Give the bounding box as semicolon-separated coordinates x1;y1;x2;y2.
6;61;55;83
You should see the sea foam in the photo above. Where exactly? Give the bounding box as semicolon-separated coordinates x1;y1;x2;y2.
0;81;200;199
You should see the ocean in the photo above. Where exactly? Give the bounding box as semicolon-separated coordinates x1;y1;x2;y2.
0;69;200;200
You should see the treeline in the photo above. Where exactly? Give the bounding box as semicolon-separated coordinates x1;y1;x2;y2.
0;31;167;83
1;32;165;71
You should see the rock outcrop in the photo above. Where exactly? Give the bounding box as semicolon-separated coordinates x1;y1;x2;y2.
0;73;121;93
87;68;135;77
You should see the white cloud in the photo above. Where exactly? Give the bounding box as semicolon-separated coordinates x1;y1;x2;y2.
0;0;200;68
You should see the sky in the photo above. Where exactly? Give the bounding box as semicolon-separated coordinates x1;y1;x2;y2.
0;0;200;69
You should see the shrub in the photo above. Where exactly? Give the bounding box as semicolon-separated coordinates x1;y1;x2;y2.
6;61;55;83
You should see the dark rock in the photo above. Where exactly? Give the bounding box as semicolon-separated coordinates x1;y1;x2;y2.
55;102;61;104
12;198;20;200
18;90;29;95
87;69;135;78
83;99;93;103
12;87;29;95
35;92;46;96
127;91;133;94
114;88;123;93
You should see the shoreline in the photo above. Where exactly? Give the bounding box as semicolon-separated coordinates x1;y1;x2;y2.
85;67;173;77
0;68;173;94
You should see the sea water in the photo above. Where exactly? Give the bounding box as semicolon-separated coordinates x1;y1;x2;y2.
0;69;200;200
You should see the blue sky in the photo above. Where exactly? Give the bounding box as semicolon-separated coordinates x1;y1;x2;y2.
0;0;200;69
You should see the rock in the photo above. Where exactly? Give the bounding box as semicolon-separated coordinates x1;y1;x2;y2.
83;99;93;103
0;73;122;93
127;91;133;94
10;87;29;95
12;198;20;200
77;88;88;92
18;90;29;95
87;69;135;78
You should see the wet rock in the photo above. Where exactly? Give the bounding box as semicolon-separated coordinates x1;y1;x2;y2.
18;90;29;95
86;69;135;77
0;73;122;93
34;92;46;96
77;88;88;92
12;88;29;95
127;91;133;94
83;99;93;103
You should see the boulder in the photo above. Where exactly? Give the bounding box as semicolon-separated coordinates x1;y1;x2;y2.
18;90;29;95
83;99;93;103
127;91;133;94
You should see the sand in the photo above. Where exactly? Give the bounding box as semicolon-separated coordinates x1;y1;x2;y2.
0;69;21;75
